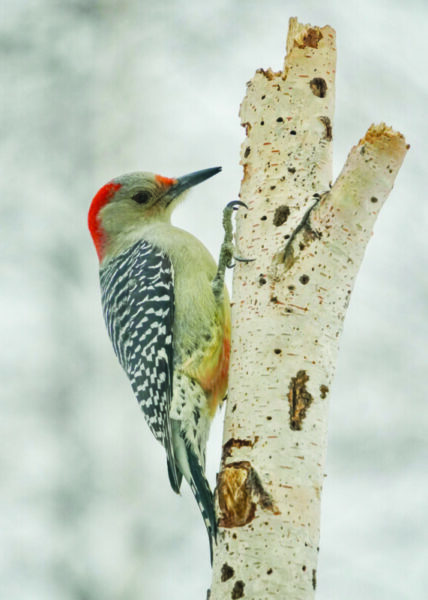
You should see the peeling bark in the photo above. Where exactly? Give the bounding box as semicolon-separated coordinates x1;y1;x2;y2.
210;17;408;600
217;460;279;528
288;369;313;430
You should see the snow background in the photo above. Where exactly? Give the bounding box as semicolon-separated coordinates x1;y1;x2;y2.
1;0;427;598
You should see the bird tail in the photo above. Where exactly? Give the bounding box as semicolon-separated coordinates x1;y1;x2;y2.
187;446;217;564
169;419;217;563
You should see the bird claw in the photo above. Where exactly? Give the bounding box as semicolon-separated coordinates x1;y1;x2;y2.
234;255;255;263
227;256;255;269
227;200;249;211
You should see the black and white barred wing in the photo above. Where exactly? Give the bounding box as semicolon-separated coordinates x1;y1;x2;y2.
100;240;180;490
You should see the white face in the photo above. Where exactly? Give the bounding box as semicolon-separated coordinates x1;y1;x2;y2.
89;167;221;261
99;172;179;237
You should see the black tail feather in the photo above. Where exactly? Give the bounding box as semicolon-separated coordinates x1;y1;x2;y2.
187;446;217;564
167;457;183;494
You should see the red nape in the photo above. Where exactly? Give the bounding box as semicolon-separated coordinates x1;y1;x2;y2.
88;182;121;261
155;174;177;187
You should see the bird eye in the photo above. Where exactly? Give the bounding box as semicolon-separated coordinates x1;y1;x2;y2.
132;191;150;204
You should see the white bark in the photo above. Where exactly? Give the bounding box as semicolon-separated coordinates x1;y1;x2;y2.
210;18;408;600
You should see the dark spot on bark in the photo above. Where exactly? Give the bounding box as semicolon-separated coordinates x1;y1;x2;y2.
267;568;273;575
266;416;272;420
299;242;305;251
273;205;290;226
261;215;267;221
270;185;276;190
274;348;282;355
299;274;310;285
232;404;237;412
231;580;245;599
290;130;297;135
288;370;313;430
259;275;267;285
276;117;284;122
312;569;317;590
261;95;266;99
370;196;378;203
288;166;296;174
302;565;307;571
319;116;332;141
260;120;265;125
244;146;251;158
270;295;279;304
288;285;295;291
320;384;329;399
309;77;327;98
221;563;235;582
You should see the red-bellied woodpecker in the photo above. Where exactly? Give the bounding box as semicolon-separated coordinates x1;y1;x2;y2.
88;167;237;561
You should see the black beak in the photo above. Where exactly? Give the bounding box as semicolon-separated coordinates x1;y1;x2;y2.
168;166;222;201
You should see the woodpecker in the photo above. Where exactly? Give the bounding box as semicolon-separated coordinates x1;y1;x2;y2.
88;167;234;561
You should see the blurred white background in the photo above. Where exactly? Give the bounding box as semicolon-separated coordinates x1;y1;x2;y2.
1;1;427;598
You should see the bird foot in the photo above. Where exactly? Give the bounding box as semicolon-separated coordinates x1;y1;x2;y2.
212;200;254;298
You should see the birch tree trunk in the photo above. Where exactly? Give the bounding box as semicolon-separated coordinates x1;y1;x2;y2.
209;17;408;600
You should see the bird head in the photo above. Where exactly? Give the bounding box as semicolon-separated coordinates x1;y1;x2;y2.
88;167;221;262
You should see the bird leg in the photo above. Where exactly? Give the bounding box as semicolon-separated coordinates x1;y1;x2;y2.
212;201;253;300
